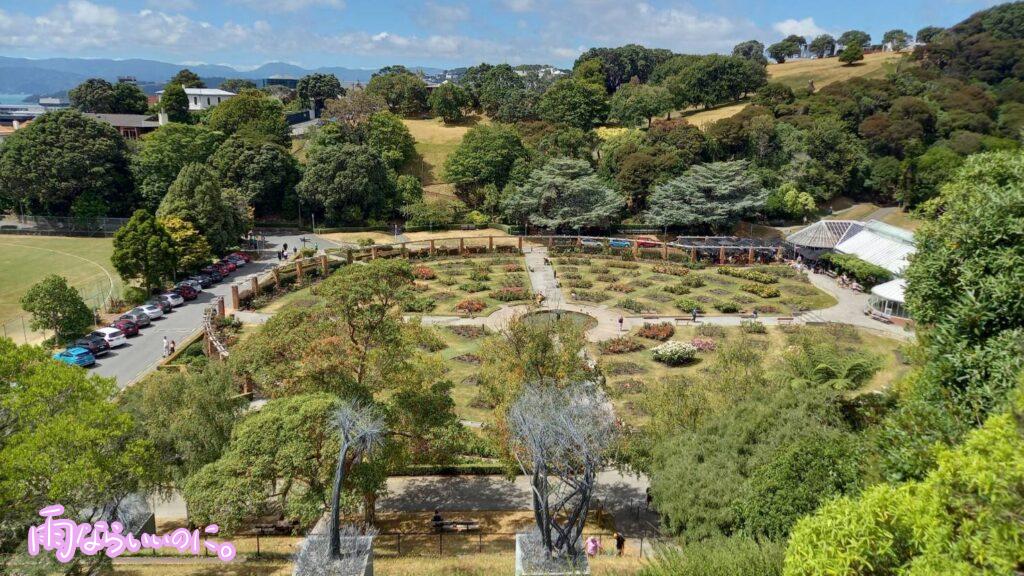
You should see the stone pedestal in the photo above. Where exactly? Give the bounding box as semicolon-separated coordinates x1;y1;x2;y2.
515;534;589;576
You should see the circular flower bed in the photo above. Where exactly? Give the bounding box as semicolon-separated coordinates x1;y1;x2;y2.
600;337;646;354
652;341;698;365
455;299;486;314
637;322;675;341
412;266;437;280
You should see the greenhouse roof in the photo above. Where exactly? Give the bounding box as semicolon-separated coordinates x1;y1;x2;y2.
786;220;862;249
835;220;916;275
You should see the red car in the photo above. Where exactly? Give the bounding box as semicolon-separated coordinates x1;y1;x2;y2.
636;239;661;248
174;284;198;300
218;260;237;272
109;318;140;337
229;251;252;263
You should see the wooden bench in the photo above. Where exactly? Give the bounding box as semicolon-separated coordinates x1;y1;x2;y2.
433;520;481;533
674;317;699;325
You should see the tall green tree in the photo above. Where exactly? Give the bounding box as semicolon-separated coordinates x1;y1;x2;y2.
502;158;624;231
916;26;944;44
646;160;766;231
169;68;205;88
366;111;416;170
838;30;871;48
0;339;159;573
133;123;225;211
809;34;837;58
69;79;148;114
0;109;134;216
159;216;213;276
609;82;673;127
157;163;246;255
665;55;767;109
296;73;345;109
20;275;94;341
206;91;290;146
443;123;529;207
428;82;471;124
160;83;190;123
219;78;256;93
537;78;609;130
767;41;801;64
838;44;865;65
478;64;526;116
365;68;429;117
297;143;394;224
208;135;300;216
882;29;912;51
112;209;176;293
732;40;768;65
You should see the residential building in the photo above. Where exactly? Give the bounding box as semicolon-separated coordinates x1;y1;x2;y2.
156;87;236;111
84;113;163;139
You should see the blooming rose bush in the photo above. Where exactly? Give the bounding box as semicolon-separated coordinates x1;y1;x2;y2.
652;341;698;365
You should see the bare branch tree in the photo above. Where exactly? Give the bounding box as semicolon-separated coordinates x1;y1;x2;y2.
328;401;386;560
508;382;616;566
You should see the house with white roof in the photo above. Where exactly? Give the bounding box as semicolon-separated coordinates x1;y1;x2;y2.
156;87;237;111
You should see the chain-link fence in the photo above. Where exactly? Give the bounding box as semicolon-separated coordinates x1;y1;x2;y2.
0;215;128;237
1;278;120;345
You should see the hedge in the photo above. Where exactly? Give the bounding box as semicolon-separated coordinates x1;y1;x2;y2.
819;253;894;288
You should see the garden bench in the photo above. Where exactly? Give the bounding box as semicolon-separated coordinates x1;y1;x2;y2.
674;317;698;325
433;520;481;532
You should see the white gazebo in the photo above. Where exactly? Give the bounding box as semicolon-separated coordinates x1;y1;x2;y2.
868;278;909;320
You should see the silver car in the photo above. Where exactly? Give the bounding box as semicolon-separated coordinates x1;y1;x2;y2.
159;292;185;307
135;304;164;320
120;310;151;328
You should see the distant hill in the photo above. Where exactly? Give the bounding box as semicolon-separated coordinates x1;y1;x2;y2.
0;56;445;96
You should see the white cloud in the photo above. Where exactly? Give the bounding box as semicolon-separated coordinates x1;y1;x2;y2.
418;3;470;31
501;0;535;12
230;0;345;13
772;17;828;39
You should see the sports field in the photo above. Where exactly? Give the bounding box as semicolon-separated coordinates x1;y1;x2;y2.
0;235;122;340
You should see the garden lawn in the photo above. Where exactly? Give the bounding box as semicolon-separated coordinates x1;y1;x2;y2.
433;324;491;423
596;323;910;426
0;235;123;328
405;255;532;317
401;116;489;200
550;256;835;316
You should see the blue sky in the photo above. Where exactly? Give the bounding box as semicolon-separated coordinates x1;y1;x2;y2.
0;0;1005;69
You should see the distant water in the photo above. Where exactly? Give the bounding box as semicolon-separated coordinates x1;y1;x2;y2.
0;94;31;104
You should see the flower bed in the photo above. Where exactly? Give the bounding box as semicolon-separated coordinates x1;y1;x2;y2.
717;267;777;284
503;263;524;272
741;283;781;298
664;284;691;295
740;319;767;334
458;281;488;293
714;301;740;313
618;298;649;314
449;325;489;338
609;282;635;293
565;279;594;289
690;337;717;352
412;266;437;280
637;322;675;341
574;290;610;303
652;264;690;277
403;296;436;312
600;337;646;354
675;298;705;313
491;286;531;302
608;260;641;270
652;341;698;365
455;299;486;313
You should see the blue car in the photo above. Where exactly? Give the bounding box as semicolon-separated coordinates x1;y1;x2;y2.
609;238;632;248
53;347;96;368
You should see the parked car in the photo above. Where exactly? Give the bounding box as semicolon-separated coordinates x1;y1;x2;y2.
212;263;232;276
229;251;252;263
217;260;237;272
119;311;151;328
74;333;111;357
580;237;604;248
91;327;127;348
609;238;632;248
137;304;164;320
110;318;140;337
636;239;660;248
53;347;96;367
148;299;172;314
200;267;224;282
225;255;246;267
188;274;214;288
160;292;185;307
173;284;198;300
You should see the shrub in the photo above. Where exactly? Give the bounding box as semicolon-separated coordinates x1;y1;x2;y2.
641;537;783;576
561;271;583;280
653;264;690;276
741;320;767;334
609;282;635;293
565;279;594;289
469;269;490;282
605;361;647;375
664;284;691;295
411;266;436;280
403;297;436;312
500;275;525;288
438;275;457;286
503;263;523;272
638;322;675;341
491;286;531;302
679;275;706;288
608;260;641;269
819;253;894;288
715;301;740;313
754;304;779;314
691;337;717;352
676;298;705;313
455;299;486;313
449;325;489;338
633;278;653;288
596;273;618;283
619;298;648;314
742;283;781;298
601;337;646;354
574;290;610;303
590;265;610;274
718;267;778;284
696;324;726;338
458;281;487;293
652;341;698;365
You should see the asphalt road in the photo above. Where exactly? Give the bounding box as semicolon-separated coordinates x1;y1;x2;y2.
92;232;339;388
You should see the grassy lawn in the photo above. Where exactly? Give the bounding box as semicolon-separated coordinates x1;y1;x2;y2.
550;256;836;316
433;324;492;422
401;115;489;200
596;323;911;426
405;255;531;317
880;208;924;231
0;235;123;330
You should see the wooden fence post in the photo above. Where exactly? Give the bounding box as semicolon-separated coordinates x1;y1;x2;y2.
488;236;494;252
319;254;329;275
517;237;523;254
272;267;280;288
250;276;259;297
429;240;435;257
719;246;726;263
748;247;754;263
690;247;696;262
216;298;225;318
662;242;668;260
459;237;465;255
295;260;304;285
371;246;377;260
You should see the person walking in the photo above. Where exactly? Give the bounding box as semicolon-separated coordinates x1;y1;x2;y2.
618;316;624;332
614;532;625;557
585;536;601;558
162;337;169;358
691;308;698;323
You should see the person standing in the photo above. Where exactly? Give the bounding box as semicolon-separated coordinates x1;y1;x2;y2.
162;336;169;358
691;308;698;323
618;316;624;332
614;532;625;557
585;536;600;558
169;340;176;355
